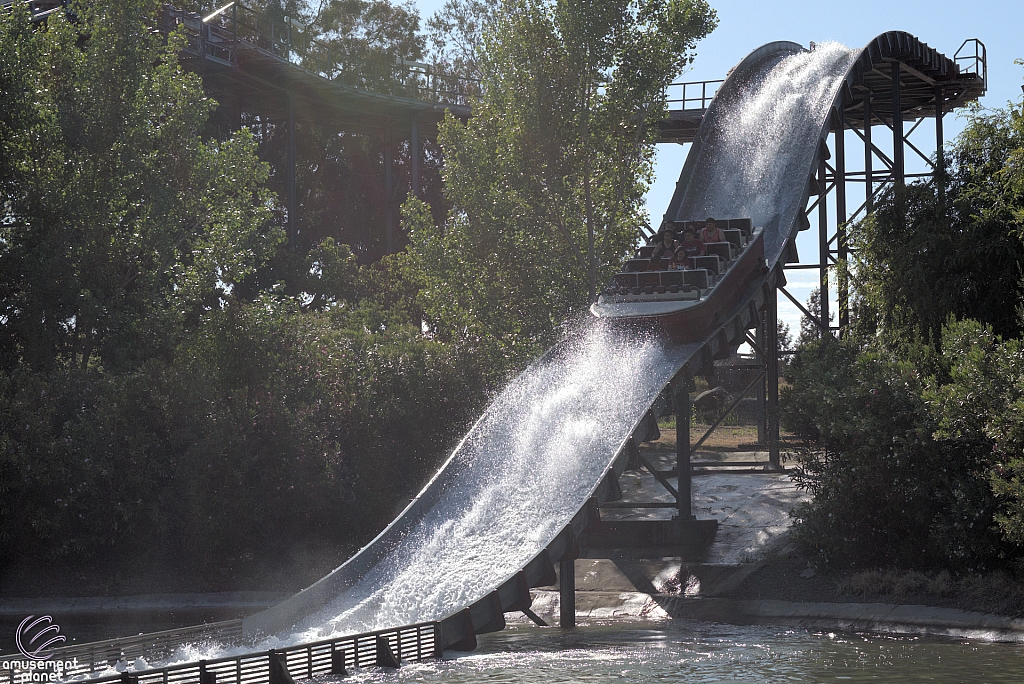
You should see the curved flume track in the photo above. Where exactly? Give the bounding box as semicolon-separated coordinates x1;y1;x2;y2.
237;33;965;651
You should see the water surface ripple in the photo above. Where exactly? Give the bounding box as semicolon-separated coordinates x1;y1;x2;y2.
333;623;1024;683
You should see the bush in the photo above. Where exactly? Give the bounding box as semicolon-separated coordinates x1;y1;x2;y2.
782;333;1008;571
0;294;491;574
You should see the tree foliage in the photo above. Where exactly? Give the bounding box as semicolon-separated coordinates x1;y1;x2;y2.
850;96;1024;346
783;333;1006;571
425;0;497;81
784;78;1024;572
0;0;280;373
405;0;716;368
0;0;489;580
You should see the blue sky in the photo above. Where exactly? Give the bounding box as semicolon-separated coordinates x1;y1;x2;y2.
411;0;1024;333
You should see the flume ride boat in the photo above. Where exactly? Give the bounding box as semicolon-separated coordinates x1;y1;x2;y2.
590;218;766;342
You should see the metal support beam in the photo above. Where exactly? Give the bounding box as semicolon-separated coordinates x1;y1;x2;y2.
765;288;781;470
410;119;421;198
287;92;297;250
935;85;945;208
779;285;830;336
892;64;905;188
817;154;829;331
743;330;766;358
522;608;547;627
639;453;678;499
559;559;575;628
691;369;766;454
864;95;873;214
755;317;766;445
384;129;395;255
834;110;848;334
676;377;692;520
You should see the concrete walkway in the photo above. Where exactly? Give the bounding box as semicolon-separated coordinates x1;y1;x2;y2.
606;466;809;563
527;467;1024;641
524;589;1024;642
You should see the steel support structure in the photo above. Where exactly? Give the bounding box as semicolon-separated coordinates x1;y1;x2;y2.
410;119;421;198
559;559;575;628
744;299;782;470
786;61;960;338
675;377;692;520
764;289;781;470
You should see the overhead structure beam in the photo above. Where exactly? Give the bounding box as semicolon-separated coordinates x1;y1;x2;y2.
411;119;421;198
892;62;905;188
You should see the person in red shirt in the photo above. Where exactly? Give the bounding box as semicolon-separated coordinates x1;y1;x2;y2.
700;217;724;244
673;226;706;268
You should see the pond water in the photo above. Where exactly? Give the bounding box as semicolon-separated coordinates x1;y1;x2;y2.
329;621;1024;683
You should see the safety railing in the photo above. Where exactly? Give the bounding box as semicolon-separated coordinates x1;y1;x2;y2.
160;3;480;106
0;622;439;684
954;38;987;92
0;0;62;20
665;79;722;111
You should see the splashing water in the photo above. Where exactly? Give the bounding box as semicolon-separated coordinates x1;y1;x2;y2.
163;41;864;664
257;324;699;642
676;41;859;262
259;41;860;647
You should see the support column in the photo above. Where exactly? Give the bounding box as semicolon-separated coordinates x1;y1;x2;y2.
834;110;848;335
935;85;945;208
410;119;421;198
676;376;692;520
892;64;904;188
766;288;781;470
864;95;873;214
817;154;829;334
287;92;297;250
755;316;766;446
559;559;575;628
384;128;395;255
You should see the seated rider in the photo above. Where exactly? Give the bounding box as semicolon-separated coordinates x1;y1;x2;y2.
648;226;677;270
675;226;706;268
700;216;725;244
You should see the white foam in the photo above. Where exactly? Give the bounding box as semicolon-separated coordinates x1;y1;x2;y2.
678;42;859;261
260;325;695;642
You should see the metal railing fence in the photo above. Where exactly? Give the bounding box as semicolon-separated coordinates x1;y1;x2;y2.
954;38;987;92
665;79;723;111
0;622;438;684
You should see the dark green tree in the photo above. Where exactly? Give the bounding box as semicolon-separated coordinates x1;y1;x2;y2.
783;73;1024;571
403;0;716;367
850;90;1024;345
0;0;280;373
